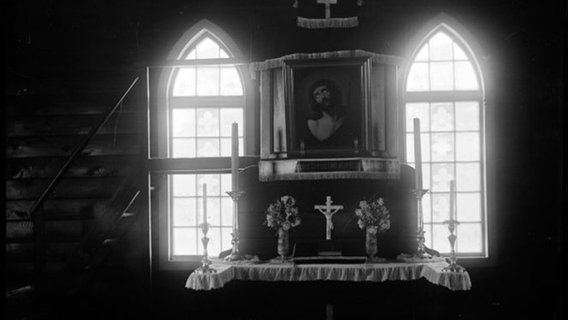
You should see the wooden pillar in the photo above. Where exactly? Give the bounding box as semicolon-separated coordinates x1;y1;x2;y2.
259;70;272;159
371;64;386;156
384;64;399;157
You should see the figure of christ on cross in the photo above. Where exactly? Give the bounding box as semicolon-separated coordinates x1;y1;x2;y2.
317;0;337;19
314;196;344;240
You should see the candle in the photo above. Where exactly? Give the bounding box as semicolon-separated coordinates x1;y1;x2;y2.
231;122;239;191
449;180;456;221
413;118;423;190
203;184;207;224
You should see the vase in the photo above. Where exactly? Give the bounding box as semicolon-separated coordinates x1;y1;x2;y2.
277;227;289;261
365;227;378;260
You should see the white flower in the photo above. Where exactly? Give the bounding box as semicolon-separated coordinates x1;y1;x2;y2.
354;197;390;233
265;195;301;231
367;226;378;234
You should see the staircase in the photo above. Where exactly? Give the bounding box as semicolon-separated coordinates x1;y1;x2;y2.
5;78;150;319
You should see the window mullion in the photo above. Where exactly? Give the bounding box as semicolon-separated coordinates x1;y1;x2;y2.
169;97;245;108
160;58;247;67
149;156;259;173
405;91;481;102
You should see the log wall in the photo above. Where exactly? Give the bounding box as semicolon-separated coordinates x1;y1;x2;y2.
4;0;563;319
4;86;144;288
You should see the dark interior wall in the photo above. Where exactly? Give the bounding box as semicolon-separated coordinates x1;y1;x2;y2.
4;0;564;319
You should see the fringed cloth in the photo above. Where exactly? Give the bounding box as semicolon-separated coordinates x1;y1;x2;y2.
250;50;405;72
186;260;472;291
297;16;359;29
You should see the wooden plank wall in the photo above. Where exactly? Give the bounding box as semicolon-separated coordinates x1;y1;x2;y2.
5;89;143;289
4;1;563;319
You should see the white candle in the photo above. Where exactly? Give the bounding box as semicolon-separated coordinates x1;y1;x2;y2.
231;122;239;191
449;180;456;221
413;118;423;190
203;184;207;224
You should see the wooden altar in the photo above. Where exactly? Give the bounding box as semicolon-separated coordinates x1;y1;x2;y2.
235;165;418;261
185;259;471;320
186;259;471;291
183;51;471;319
235;50;417;261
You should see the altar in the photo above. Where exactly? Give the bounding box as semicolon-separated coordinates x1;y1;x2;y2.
185;259;471;320
186;259;471;291
183;51;471;319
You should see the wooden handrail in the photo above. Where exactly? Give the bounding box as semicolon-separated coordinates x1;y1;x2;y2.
28;77;140;218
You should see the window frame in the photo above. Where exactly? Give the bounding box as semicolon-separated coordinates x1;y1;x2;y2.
148;19;257;271
400;15;495;266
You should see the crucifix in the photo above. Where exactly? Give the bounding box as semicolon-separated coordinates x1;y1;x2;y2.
314;196;344;240
317;0;337;19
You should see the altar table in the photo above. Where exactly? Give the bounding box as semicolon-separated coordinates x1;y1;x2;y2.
186;259;471;291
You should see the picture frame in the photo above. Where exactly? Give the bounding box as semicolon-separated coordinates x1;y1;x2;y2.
283;57;372;156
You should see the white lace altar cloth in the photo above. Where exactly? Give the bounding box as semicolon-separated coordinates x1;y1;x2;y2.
186;259;471;291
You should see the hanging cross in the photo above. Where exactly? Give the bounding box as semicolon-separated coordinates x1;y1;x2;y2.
314;196;344;240
317;0;337;19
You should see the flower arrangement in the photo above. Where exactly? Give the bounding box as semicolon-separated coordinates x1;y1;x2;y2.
264;195;301;231
355;197;391;234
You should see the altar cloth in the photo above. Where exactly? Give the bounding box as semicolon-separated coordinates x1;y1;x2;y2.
186;259;471;291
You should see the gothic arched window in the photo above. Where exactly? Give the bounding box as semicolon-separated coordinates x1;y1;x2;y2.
152;20;247;266
404;21;487;257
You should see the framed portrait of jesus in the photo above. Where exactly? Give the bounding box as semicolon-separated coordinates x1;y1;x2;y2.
283;57;372;156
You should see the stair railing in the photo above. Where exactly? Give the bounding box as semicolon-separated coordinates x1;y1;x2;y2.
27;77;140;290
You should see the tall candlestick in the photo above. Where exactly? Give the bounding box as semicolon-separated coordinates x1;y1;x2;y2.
225;123;244;262
413;118;423;190
197;182;215;274
203;184;207;224
406;118;431;260
449;180;456;221
442;179;465;273
231;122;239;191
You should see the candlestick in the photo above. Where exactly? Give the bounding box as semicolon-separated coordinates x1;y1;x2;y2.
412;188;431;259
442;180;466;273
231;122;239;192
196;183;215;274
224;190;245;261
410;119;430;260
413;118;423;191
226;123;244;262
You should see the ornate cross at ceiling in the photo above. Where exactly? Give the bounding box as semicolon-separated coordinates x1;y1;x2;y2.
294;0;363;29
317;0;337;19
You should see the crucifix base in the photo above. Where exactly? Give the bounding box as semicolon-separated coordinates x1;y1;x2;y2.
317;240;342;257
